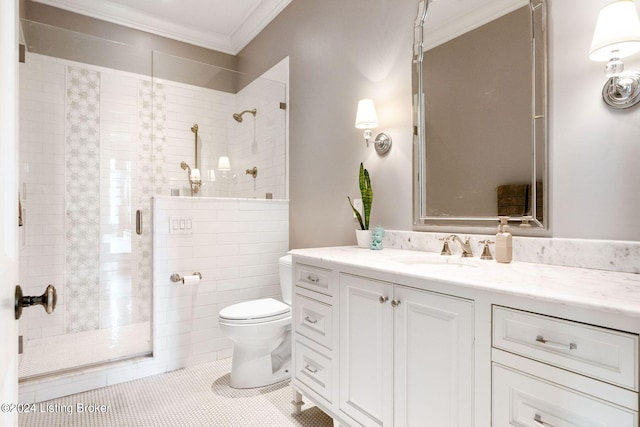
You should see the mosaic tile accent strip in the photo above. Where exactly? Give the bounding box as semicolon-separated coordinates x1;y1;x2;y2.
65;66;101;333
135;80;167;322
152;81;168;195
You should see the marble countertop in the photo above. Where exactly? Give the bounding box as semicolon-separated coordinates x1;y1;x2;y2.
290;246;640;319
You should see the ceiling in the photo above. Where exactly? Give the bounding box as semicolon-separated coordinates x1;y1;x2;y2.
32;0;292;55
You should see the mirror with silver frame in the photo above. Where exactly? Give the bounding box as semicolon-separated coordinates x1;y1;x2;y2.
412;0;548;233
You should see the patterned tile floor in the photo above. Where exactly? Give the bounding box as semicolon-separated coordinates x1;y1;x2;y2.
19;358;333;427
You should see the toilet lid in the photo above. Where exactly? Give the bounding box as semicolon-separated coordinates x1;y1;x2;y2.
219;298;290;321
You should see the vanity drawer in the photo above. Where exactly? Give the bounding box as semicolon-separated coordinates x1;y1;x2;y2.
294;340;332;403
295;263;334;297
493;306;639;390
493;363;637;427
294;294;333;349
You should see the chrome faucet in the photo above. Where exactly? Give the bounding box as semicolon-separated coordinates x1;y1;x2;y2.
443;235;474;257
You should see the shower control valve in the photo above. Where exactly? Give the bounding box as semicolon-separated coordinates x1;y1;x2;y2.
245;167;258;178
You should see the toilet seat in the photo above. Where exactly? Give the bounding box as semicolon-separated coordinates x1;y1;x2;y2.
219;298;291;325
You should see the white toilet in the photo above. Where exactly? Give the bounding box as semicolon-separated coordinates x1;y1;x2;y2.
218;255;292;388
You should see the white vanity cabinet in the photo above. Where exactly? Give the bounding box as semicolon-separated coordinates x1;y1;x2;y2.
339;273;474;427
290;247;640;427
492;306;639;426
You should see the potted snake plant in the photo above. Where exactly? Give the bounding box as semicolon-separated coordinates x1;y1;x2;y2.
348;162;373;248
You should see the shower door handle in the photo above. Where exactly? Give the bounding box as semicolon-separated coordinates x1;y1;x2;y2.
15;284;57;320
136;209;142;235
18;193;23;227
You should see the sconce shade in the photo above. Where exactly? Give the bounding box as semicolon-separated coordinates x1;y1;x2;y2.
218;156;231;171
589;0;640;62
355;99;379;129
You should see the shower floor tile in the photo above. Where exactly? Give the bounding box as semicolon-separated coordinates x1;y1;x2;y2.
18;358;333;427
19;322;151;379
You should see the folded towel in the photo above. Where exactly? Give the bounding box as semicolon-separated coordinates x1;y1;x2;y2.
497;184;529;217
496;182;544;222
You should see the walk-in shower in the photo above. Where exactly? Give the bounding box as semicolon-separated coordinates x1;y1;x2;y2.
18;20;287;402
232;108;257;123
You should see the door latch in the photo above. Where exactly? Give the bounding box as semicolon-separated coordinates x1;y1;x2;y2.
15;284;57;320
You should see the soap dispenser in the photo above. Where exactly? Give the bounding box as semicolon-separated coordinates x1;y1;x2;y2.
495;216;512;263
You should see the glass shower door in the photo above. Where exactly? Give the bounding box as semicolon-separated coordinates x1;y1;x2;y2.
18;21;154;379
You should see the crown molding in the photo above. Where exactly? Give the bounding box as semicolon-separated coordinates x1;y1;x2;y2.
230;0;291;53
32;0;289;54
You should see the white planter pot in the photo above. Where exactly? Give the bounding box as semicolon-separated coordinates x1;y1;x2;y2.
355;229;372;249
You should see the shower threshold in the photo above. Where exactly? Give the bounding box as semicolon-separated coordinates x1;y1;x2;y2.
19;321;151;381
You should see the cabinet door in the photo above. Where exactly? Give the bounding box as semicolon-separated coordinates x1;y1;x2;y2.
394;286;474;427
339;274;394;427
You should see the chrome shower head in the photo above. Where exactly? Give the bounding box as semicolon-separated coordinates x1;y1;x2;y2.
232;108;257;123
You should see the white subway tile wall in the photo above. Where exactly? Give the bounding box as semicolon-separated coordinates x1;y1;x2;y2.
162;72;286;200
229;77;287;199
19;54;66;341
153;196;290;369
164;80;236;196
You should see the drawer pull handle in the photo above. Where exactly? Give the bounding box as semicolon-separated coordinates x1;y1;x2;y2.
391;299;401;307
533;414;555;427
306;274;320;283
379;296;389;304
536;335;577;350
304;364;318;374
304;315;318;324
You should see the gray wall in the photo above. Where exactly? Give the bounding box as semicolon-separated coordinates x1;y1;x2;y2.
550;0;640;241
238;0;417;248
239;0;640;247
22;0;237;73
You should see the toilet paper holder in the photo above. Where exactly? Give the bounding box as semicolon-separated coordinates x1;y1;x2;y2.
170;272;203;283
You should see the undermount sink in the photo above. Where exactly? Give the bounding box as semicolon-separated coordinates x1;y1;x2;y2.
388;252;477;268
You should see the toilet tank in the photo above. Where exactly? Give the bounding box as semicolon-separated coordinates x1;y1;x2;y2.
279;255;293;305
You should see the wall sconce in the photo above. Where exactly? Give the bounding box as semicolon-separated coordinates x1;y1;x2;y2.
354;98;392;155
589;0;640;109
218;156;231;172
